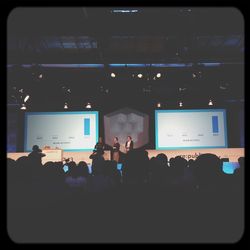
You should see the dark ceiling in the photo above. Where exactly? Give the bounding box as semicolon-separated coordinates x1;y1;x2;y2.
7;7;244;110
7;7;244;64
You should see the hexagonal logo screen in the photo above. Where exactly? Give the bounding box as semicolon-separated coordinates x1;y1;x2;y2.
104;108;149;152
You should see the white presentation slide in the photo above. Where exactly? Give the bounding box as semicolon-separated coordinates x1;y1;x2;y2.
25;111;98;151
155;109;227;149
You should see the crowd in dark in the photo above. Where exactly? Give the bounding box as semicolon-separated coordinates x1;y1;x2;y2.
7;148;244;243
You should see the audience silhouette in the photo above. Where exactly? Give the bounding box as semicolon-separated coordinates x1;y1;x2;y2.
7;148;244;243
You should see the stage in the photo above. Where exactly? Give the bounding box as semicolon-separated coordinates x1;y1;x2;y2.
7;148;244;165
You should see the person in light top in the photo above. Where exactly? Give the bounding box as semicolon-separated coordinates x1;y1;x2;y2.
125;136;133;153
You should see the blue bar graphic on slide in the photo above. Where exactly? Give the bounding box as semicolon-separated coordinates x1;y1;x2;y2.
212;116;219;133
84;118;90;135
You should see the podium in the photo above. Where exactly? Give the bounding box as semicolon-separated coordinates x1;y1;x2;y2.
42;148;63;165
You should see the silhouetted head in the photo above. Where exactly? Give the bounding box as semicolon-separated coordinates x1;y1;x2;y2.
77;161;89;177
16;156;29;168
194;153;223;189
44;161;54;168
156;153;168;166
32;145;42;152
170;156;187;177
54;161;63;168
7;158;16;168
188;159;194;166
169;157;175;167
78;161;88;168
175;156;188;167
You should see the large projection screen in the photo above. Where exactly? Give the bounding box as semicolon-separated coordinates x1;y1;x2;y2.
155;109;228;149
24;111;98;151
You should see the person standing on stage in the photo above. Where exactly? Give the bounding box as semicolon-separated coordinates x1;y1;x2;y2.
94;136;105;155
125;136;134;153
112;137;120;162
90;137;105;165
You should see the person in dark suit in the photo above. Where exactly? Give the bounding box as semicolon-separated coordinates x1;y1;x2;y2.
28;145;46;166
90;137;105;161
94;137;105;155
112;137;120;162
125;136;134;153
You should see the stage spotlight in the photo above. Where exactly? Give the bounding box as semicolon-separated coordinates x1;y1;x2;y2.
192;73;197;78
219;83;229;90
138;73;143;78
86;102;92;109
20;103;26;110
179;87;187;92
64;102;68;109
111;72;116;78
38;73;43;79
179;101;183;107
157;102;161;108
208;99;213;106
156;73;161;78
24;95;30;103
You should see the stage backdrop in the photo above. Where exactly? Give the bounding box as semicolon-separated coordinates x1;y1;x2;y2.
104;107;149;152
